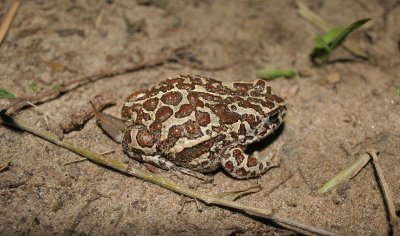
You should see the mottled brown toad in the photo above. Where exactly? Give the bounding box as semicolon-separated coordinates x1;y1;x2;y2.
121;75;286;179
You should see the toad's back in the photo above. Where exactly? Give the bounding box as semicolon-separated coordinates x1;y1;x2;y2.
121;75;286;168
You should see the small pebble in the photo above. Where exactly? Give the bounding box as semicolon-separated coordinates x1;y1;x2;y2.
326;72;341;84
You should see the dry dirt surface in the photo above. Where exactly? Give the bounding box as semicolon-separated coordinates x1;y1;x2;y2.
1;0;400;235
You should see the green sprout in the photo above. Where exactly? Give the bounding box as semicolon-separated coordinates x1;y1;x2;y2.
311;18;371;66
52;81;65;91
256;69;297;80
28;80;40;92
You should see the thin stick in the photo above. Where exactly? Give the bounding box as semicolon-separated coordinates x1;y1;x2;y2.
264;173;293;195
295;0;369;59
4;46;184;114
4;43;235;115
367;150;399;235
0;115;337;236
0;161;10;172
0;0;20;46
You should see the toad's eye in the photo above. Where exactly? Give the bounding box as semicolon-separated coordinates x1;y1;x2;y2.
268;111;280;124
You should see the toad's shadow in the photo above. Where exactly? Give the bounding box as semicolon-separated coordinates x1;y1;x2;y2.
244;123;285;155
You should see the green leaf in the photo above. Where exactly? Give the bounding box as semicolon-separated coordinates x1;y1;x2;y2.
0;88;16;99
396;86;400;96
311;18;371;66
256;69;297;80
318;27;345;48
314;34;330;50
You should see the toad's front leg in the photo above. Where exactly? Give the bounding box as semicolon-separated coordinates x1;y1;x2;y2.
221;145;279;179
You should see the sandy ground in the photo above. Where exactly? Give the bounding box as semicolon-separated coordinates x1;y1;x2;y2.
1;0;399;235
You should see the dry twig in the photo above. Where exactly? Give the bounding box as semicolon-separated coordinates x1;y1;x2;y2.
3;43;234;115
264;173;293;196
3;46;185;114
66;196;101;235
367;150;399;236
0;0;20;46
0;161;10;172
0;115;337;236
59;91;116;133
211;185;262;201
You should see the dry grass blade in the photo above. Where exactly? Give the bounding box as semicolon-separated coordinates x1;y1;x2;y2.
318;153;370;193
211;185;262;201
366;150;399;235
295;0;369;59
0;0;20;46
318;149;398;235
0;161;10;172
296;1;330;31
0;115;338;236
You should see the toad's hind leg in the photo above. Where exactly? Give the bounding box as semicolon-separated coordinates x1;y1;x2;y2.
140;155;176;170
137;155;211;181
221;145;279;179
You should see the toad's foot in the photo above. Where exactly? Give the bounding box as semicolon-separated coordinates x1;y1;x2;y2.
91;103;124;143
221;145;279;179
